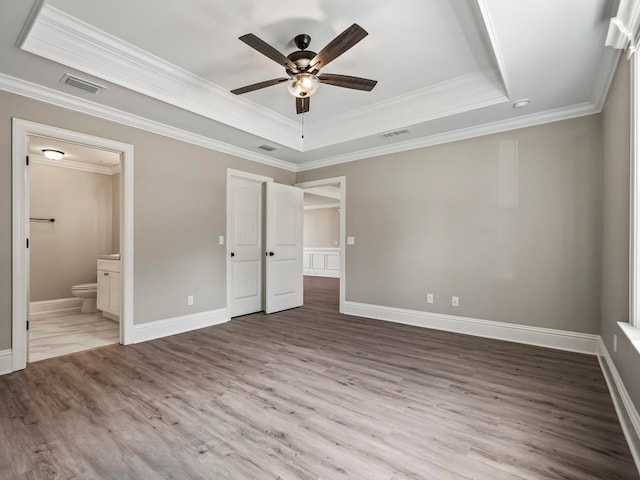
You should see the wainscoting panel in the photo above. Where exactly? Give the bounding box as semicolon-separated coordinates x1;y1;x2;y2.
303;248;340;278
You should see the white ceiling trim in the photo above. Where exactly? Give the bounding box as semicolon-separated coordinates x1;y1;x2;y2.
0;73;297;172
297;101;600;172
21;4;513;154
305;70;509;150
476;0;512;100
30;154;117;175
21;4;303;151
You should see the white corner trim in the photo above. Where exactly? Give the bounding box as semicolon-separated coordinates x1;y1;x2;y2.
476;0;512;100
297;102;600;172
0;73;297;173
598;339;640;473
131;308;229;344
21;4;302;151
0;350;13;376
30;155;116;175
343;301;600;355
304;71;509;151
29;297;81;316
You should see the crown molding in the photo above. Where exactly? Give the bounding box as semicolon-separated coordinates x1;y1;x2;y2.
297;102;600;172
304;70;509;150
0;73;297;172
30;154;117;175
20;4;303;151
606;0;640;51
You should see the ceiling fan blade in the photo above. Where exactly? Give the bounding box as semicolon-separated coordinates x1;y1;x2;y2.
231;78;288;95
239;34;298;71
296;96;310;114
319;74;377;91
310;24;368;70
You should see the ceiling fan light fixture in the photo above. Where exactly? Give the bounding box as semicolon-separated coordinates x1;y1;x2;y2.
42;149;65;160
287;73;319;98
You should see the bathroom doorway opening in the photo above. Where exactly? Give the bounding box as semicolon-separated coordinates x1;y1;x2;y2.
12;119;134;372
27;135;121;362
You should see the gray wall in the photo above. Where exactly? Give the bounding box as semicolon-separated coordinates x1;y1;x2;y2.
601;56;640;419
304;208;340;248
0;90;295;350
29;163;113;301
298;115;603;334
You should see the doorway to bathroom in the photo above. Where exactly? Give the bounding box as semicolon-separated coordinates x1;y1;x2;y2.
27;136;121;362
12;119;134;372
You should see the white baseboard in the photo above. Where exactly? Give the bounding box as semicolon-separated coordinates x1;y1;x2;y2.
304;270;340;278
30;297;81;316
0;350;13;375
343;301;600;355
131;308;229;344
598;339;640;473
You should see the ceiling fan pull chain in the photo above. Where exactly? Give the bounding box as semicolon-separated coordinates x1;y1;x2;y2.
301;112;305;139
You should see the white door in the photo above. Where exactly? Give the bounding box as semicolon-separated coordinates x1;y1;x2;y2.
228;175;264;317
265;182;304;314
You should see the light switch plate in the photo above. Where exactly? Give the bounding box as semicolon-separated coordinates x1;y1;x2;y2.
347;236;355;245
218;235;225;245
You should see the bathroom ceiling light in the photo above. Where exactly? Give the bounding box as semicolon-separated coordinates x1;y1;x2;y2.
42;149;65;160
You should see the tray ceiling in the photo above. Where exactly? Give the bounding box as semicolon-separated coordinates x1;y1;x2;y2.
0;0;622;170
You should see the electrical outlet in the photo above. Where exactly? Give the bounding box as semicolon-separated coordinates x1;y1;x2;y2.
451;296;459;307
187;295;194;306
426;293;434;304
614;333;617;353
347;236;356;245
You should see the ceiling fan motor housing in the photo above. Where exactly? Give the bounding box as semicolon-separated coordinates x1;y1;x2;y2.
286;49;317;75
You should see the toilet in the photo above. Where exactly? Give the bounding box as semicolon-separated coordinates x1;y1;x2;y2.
71;283;98;313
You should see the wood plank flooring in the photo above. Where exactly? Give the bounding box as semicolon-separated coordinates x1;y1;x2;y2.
0;276;637;479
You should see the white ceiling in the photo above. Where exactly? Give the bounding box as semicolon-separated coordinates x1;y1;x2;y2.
0;1;622;171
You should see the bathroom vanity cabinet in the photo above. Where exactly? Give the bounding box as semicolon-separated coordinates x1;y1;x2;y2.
97;259;120;317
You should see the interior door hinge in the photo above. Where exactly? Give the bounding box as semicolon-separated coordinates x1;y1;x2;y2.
26;155;29;166
26;320;29;331
26;238;29;248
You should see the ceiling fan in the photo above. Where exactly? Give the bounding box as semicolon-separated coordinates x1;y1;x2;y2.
231;24;377;114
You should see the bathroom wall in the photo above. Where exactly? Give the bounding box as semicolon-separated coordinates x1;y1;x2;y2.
29;161;113;301
304;208;340;248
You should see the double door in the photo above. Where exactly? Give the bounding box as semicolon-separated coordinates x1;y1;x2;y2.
228;175;303;317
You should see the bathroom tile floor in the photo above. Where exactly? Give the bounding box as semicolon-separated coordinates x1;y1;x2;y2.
28;310;119;362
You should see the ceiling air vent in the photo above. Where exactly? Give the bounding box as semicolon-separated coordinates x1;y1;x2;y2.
60;74;105;94
258;144;277;152
380;129;410;139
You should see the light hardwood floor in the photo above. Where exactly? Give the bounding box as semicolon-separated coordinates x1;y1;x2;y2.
0;277;637;479
29;310;119;362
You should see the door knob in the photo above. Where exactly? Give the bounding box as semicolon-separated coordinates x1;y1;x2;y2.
230;252;235;257
266;251;274;256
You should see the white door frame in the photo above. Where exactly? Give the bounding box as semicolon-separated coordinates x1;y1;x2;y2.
296;176;346;313
226;168;273;317
12;118;135;372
